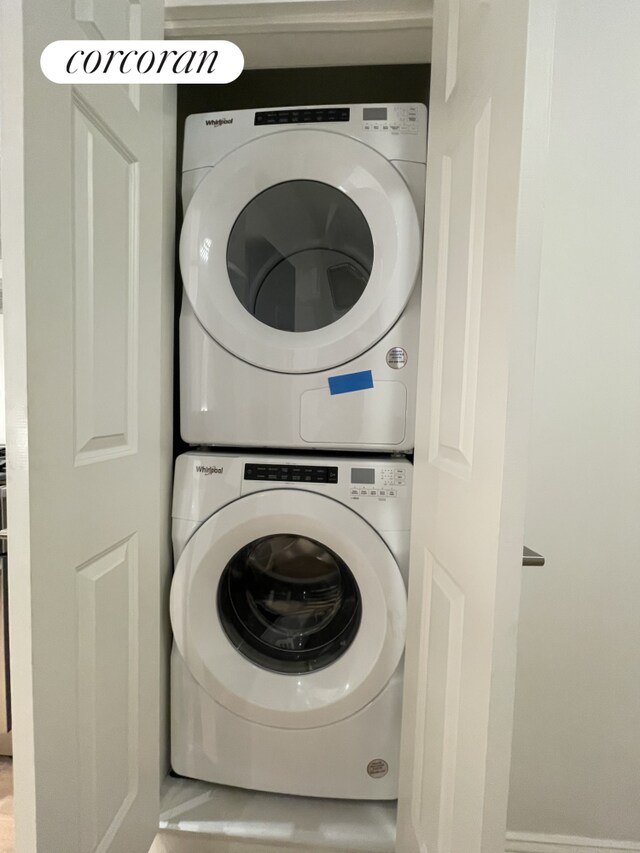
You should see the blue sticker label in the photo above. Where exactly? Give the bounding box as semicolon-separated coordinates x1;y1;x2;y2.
328;370;374;395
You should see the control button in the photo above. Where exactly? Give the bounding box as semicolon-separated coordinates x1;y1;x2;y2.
350;488;359;496
268;474;278;480
370;489;377;496
379;490;386;496
328;469;338;483
389;489;397;497
292;475;301;481
360;489;368;496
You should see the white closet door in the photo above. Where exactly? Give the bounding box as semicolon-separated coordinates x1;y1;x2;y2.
397;1;555;851
1;1;174;851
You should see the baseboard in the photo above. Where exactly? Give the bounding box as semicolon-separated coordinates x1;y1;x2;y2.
506;832;640;853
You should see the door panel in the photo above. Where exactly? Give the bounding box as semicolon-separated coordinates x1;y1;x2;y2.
396;1;555;851
0;1;174;851
73;0;143;108
73;93;139;463
74;0;137;40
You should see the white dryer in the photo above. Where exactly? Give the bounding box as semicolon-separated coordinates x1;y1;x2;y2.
179;103;427;452
170;451;412;799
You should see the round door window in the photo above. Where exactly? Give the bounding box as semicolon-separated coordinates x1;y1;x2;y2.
217;533;362;674
226;180;374;333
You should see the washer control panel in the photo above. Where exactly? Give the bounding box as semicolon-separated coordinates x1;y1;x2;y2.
349;465;407;500
244;463;338;484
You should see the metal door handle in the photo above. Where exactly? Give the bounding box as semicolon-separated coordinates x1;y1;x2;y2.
522;546;545;567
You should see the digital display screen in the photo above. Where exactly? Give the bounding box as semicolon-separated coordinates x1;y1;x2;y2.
351;468;375;485
363;108;387;121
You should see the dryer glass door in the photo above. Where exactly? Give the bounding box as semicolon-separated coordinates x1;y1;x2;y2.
180;129;422;373
227;181;374;334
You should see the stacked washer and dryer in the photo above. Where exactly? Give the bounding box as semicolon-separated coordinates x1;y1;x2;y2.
171;103;428;800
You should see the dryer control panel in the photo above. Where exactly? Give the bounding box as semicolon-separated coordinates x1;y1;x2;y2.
362;104;421;135
255;107;350;126
182;103;428;173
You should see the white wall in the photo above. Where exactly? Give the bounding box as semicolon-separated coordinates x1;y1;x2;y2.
507;1;640;843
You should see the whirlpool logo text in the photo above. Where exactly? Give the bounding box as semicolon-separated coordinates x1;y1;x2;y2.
195;465;224;476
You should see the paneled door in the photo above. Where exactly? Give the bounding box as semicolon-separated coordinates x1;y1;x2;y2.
0;1;174;851
396;1;556;851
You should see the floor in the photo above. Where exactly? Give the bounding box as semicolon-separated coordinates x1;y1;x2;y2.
0;759;13;852
0;762;394;853
151;775;396;853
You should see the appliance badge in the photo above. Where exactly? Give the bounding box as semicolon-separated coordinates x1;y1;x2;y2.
367;759;389;779
205;117;233;127
195;465;224;475
386;347;408;369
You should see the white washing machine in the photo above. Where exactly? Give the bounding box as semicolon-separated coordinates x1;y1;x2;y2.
179;103;427;452
170;451;412;799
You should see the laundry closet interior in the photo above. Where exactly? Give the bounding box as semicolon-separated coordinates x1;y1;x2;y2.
1;2;548;852
159;61;431;852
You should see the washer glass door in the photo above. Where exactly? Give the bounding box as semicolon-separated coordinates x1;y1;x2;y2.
218;533;362;674
170;489;407;729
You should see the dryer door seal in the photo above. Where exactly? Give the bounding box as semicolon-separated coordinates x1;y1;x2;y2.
179;129;421;374
170;489;407;729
